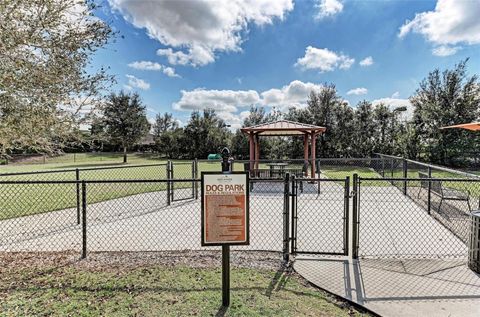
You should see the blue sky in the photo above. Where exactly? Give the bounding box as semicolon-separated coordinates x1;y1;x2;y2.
92;0;480;128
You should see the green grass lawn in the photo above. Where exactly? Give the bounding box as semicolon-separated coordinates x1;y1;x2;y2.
0;261;366;316
320;165;381;179
0;156;223;220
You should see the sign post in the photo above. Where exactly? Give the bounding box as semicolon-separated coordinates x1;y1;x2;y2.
201;148;249;307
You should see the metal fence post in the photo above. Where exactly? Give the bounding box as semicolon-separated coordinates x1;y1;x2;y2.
352;173;359;259
191;160;195;198
194;158;199;200
81;181;87;259
76;169;80;225
381;158;385;177
391;158;394;178
167;160;171;206
317;159;321;194
427;166;432;214
290;175;297;256
344;176;350;256
403;159;407;195
283;172;290;262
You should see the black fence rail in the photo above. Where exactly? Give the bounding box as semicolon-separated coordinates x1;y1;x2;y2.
0;178;295;257
1;152;165;165
0;163;169;181
355;176;479;259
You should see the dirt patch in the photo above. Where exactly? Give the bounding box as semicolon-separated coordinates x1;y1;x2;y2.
0;250;285;273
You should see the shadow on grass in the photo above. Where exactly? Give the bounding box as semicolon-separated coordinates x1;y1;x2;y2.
265;264;291;298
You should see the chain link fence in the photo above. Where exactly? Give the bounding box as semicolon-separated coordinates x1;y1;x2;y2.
355;176;479;259
292;177;349;256
0;178;291;256
2;155;479;261
1;152;165;165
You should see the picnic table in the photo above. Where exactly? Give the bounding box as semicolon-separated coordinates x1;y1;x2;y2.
266;162;289;178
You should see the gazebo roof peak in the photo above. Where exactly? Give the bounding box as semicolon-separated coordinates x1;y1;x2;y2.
241;119;326;136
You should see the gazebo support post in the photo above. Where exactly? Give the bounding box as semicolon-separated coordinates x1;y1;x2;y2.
303;134;309;173
311;132;316;177
249;133;255;172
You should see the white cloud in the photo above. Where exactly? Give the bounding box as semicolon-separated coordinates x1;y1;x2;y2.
399;0;480;54
347;88;368;95
162;66;180;78
372;98;414;121
261;80;325;110
295;46;354;72
125;74;150;90
173;89;261;113
172;80;328;127
431;45;460;57
391;91;400;98
128;61;180;77
110;0;294;66
315;0;343;20
359;56;373;66
128;61;162;71
156;48;212;66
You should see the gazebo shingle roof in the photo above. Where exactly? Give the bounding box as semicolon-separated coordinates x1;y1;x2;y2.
240;120;326;136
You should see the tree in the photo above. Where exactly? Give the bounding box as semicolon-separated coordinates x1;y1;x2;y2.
152;113;181;158
153;113;179;136
411;59;480;165
331;101;355;157
353;101;376;157
183;109;231;159
0;0;113;157
101;91;150;163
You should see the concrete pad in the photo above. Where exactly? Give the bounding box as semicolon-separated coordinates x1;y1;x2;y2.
358;186;467;258
294;256;480;317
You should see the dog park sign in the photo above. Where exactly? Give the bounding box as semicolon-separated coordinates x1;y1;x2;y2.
201;172;250;246
201;170;250;307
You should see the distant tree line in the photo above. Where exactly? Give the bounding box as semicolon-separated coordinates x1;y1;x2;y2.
152;60;480;166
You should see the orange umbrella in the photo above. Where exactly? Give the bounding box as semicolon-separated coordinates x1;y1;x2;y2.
440;122;480;131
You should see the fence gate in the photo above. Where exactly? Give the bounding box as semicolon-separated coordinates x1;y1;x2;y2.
168;161;196;202
291;177;350;256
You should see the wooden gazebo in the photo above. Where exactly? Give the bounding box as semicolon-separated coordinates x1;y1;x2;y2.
240;120;326;177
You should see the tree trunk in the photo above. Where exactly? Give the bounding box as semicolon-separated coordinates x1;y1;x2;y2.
123;145;127;163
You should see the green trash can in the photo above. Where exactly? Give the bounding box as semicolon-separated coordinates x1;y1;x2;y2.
207;153;221;160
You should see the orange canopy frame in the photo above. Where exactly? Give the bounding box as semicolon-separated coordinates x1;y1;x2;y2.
440;122;480;131
241;120;326;177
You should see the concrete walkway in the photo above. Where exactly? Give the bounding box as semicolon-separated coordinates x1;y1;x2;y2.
294;256;480;317
293;184;478;316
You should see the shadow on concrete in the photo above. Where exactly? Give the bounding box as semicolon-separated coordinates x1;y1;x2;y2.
294;256;480;316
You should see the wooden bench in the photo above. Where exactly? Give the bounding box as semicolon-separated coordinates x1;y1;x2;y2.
418;172;471;212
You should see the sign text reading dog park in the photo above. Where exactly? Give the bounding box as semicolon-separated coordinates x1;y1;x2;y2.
201;172;249;246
